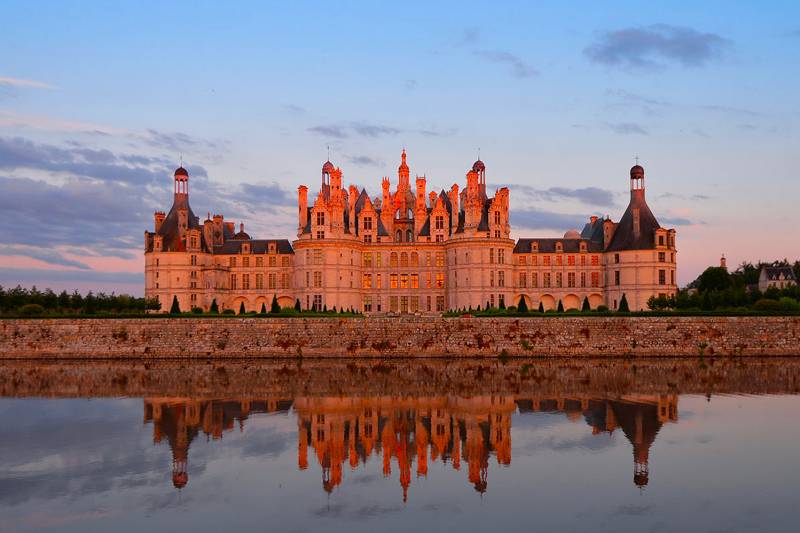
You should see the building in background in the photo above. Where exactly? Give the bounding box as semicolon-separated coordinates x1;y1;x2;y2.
758;265;798;292
144;152;677;312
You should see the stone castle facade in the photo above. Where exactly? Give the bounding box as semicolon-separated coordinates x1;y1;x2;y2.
144;151;677;312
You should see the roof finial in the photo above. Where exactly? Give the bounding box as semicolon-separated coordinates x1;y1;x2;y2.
327;144;330;161
634;155;640;165
478;147;481;160
180;154;183;168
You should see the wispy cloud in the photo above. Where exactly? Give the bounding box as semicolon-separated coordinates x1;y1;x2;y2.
510;208;590;231
473;50;538;78
0;111;120;135
502;184;617;208
350;121;401;138
345;154;383;167
307;124;348;139
0;76;57;90
0;244;91;270
281;104;306;114
660;216;695;226
585;24;729;70
606;122;649;135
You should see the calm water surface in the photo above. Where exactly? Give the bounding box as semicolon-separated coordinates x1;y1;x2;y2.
1;358;799;532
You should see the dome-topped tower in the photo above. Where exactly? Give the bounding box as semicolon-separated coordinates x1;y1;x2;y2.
173;166;189;206
398;149;410;189
630;164;645;193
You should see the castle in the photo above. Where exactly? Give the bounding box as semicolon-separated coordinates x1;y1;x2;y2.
144;151;677;312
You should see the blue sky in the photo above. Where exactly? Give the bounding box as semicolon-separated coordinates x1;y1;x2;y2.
1;0;798;294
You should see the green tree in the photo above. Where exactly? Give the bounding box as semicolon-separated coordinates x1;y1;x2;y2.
517;297;528;313
169;295;181;314
582;296;590;312
538;301;544;313
260;302;267;314
238;302;246;315
209;298;219;313
619;293;630;312
294;298;302;312
557;300;564;313
271;294;280;313
697;266;732;293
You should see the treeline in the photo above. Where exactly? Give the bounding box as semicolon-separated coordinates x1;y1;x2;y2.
648;260;800;312
0;285;161;316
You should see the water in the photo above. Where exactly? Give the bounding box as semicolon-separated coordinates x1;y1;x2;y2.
1;358;799;532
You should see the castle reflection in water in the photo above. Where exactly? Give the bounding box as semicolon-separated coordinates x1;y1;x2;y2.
144;393;677;498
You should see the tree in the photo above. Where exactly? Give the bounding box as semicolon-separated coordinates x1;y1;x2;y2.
209;299;219;313
517;297;528;313
170;295;181;314
238;302;246;315
294;298;302;312
538;301;544;313
271;294;280;313
499;298;506;310
619;293;630;312
582;296;591;312
323;304;328;313
557;300;564;313
697;266;732;293
260;302;267;314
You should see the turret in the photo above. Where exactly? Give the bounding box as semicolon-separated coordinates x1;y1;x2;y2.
398;149;410;190
449;184;459;233
415;176;427;211
173;166;189;206
154;211;166;232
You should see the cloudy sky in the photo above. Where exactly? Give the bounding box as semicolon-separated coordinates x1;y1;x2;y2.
1;0;798;294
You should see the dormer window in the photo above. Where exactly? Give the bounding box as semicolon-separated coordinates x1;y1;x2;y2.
363;217;373;230
532;242;538;252
242;243;250;254
316;212;325;226
556;242;563;253
269;243;276;254
580;242;587;252
494;211;501;225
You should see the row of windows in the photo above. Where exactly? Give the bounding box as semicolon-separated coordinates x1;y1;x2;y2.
519;254;600;267
518;271;601;289
230;273;290;290
227;256;290;268
612;270;675;286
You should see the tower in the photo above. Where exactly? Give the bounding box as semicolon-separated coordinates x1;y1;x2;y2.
173;166;189;206
398;149;410;190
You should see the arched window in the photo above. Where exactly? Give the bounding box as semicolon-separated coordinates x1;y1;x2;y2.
410;252;419;267
406;229;413;242
395;209;402;220
401;253;409;267
395;230;402;242
390;252;398;267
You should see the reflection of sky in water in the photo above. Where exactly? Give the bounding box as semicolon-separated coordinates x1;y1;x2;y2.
1;394;798;533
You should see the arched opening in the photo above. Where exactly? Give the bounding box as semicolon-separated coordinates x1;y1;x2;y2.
539;294;556;311
395;230;402;242
563;294;581;310
277;295;294;309
589;293;604;309
514;294;532;308
406;229;413;242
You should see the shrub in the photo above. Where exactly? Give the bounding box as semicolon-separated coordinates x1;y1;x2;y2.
538;302;544;313
752;299;783;312
618;294;630;313
238;302;246;315
260;303;267;315
294;298;302;312
517;298;528;313
18;303;45;316
597;305;609;312
582;297;590;312
209;299;219;313
169;296;181;314
222;309;236;315
779;297;800;311
271;294;280;313
557;300;564;313
191;307;204;314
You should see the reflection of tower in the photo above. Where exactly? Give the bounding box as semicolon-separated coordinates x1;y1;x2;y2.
610;400;670;488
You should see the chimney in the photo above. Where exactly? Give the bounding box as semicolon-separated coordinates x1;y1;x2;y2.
154;211;166;232
298;185;308;233
450;184;459;233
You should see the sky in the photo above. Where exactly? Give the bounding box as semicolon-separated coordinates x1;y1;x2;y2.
1;0;798;295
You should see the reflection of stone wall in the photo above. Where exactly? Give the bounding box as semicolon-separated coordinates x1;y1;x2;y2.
3;358;800;398
1;316;799;358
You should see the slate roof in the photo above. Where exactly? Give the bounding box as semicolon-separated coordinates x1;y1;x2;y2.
762;266;797;281
513;238;603;254
606;191;661;251
154;199;202;252
212;239;293;255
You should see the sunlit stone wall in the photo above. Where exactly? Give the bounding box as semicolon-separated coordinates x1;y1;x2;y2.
1;317;799;358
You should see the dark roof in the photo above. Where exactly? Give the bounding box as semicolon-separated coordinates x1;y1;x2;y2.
418;216;431;236
376;215;389;237
174;166;189;177
231;230;251;240
513;238;603;254
472;159;485;172
213;239;293;255
322;160;335;173
354;188;369;214
155;200;201;252
762;266;797;281
606;191;661;251
476;199;491;231
580;218;605;244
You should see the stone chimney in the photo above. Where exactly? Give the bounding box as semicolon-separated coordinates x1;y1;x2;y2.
154;211;166;232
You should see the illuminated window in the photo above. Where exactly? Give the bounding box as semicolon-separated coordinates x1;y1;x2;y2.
543;256;551;266
591;255;599;266
390;252;398;267
436;252;445;267
411;274;419;288
314;271;322;288
400;274;408;289
363;274;372;289
390;274;398;289
363;253;372;267
435;273;444;288
567;255;575;266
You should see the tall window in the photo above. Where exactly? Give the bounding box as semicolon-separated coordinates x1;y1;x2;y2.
490;271;495;287
435;216;445;230
256;273;263;289
313;294;323;312
519;272;527;288
410;252;418;267
591;272;600;287
567;272;576;288
532;272;538;288
229;257;237;267
498;271;505;287
242;274;250;289
659;269;666;285
489;249;495;264
494;211;500;225
363;295;372;312
363;274;372;289
269;272;276;289
363;253;372;267
614;271;620;285
567;255;575;266
316;212;325;226
316;230;324;239
314;271;322;288
364;234;372;243
543;272;551;288
256;257;263;267
230;274;237;289
591;255;599;266
658;252;666;262
580;272;586;288
411;274;419;288
191;255;197;266
401;253;409;267
390;252;398;267
556;272;563;288
498;249;505;264
436;252;445;267
400;274;408;289
390;274;398;289
435;273;445;288
269;256;277;267
314;249;323;265
363;217;372;230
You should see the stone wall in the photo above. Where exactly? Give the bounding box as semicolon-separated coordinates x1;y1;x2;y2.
1;316;799;358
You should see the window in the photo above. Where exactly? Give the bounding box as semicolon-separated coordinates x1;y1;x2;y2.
426;295;432;312
532;272;538;288
435;216;445;230
364;234;372;243
314;249;323;265
281;273;289;289
269;272;276;289
426;253;432;266
494;211;501;225
490;271;495;287
229;257;237;267
671;270;675;285
591;272;600;287
316;212;325;226
614;253;620;264
490;294;495;308
658;235;665;246
580;272;586;288
591;255;599;266
426;273;432;288
400;296;408;313
436;234;444;242
230;274;237;289
411;252;418;267
567;255;575;266
531;255;538;266
242;274;250;289
659;269;666;285
543;256;551;266
269;256;277;267
406;229;413;242
390;252;398;267
519;272;527;288
376;296;382;312
543;272;551;288
256;257;263;267
658;252;666;262
498;294;505;308
305;272;310;288
580;255;586;266
410;296;419;313
363;252;372;268
400;273;408;289
518;255;527;266
363;295;372;312
435;273;445;288
498;249;505;264
315;230;325;240
489;249;494;264
401;253;409;267
436;295;445;312
568;272;576;288
614;271;620;285
556;255;562;266
191;255;197;266
314;271;322;288
313;294;323;312
376;253;382;267
436;252;445;267
256;274;264;289
364;217;372;230
242;257;249;267
390;274;398;289
363;274;372;289
556;272;563;288
390;296;399;313
411;274;419;288
498;271;505;287
377;273;382;288
395;230;402;242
